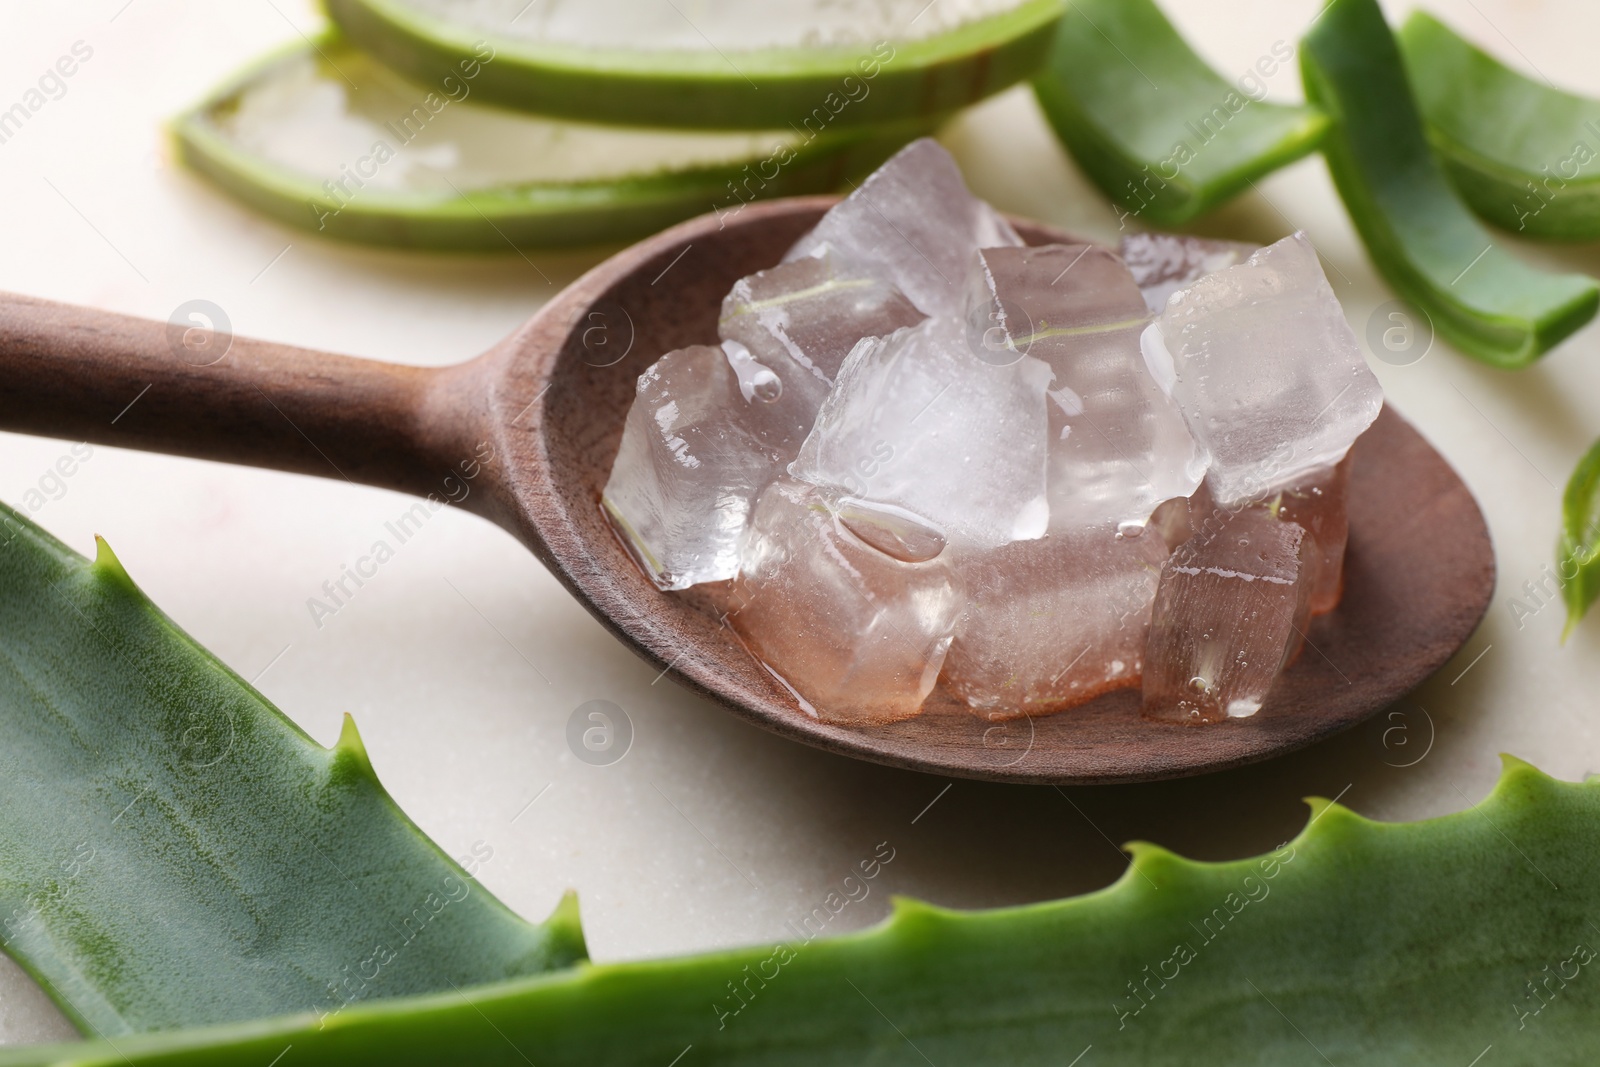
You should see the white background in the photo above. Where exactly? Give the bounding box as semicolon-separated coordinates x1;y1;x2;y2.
2;0;1598;1046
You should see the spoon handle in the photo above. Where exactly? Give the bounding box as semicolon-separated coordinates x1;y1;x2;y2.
0;291;491;506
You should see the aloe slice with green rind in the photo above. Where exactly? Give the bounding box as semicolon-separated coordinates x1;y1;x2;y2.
173;36;924;250
324;0;1063;131
1400;11;1600;241
4;754;1600;1064
1300;0;1598;368
1030;0;1327;227
0;502;585;1037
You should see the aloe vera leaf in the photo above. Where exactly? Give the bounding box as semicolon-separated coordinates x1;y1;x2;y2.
1030;0;1327;227
5;719;1600;1067
173;35;927;251
324;0;1063;131
1399;11;1600;242
1300;0;1599;368
0;502;585;1039
1559;436;1600;638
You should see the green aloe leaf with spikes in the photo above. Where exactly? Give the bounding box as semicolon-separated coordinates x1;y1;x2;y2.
4;499;1600;1063
0;501;585;1039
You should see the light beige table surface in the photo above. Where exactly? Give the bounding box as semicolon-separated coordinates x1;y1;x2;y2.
3;0;1598;1046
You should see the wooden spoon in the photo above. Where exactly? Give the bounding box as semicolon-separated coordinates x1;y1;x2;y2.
0;197;1495;785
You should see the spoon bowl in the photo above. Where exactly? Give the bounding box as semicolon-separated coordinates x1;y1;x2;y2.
0;196;1495;784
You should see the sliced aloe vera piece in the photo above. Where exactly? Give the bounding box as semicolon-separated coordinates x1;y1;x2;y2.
5;757;1600;1064
173;36;921;250
1301;0;1598;368
1400;11;1600;241
1560;436;1600;638
325;0;1062;131
1031;0;1327;227
0;501;585;1037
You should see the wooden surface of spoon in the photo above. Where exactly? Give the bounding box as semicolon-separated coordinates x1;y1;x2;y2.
0;196;1495;784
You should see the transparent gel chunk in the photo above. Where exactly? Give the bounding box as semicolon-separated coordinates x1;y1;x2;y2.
968;244;1205;530
942;524;1168;715
1149;479;1225;553
1120;232;1259;314
1142;508;1313;724
1273;456;1353;616
1146;232;1382;508
784;138;1021;317
602;344;811;590
790;316;1053;550
833;498;948;564
1150;497;1192;551
720;250;924;416
728;478;961;725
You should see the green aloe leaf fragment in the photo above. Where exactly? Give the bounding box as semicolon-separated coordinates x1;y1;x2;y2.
173;35;925;251
1559;436;1600;638
1031;0;1327;227
1400;11;1600;242
0;501;585;1039
325;0;1064;131
5;705;1600;1067
1300;0;1599;368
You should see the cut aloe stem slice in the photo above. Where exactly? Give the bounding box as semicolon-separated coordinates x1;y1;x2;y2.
1400;10;1600;242
1031;0;1327;227
324;0;1063;131
173;35;924;251
1560;435;1600;639
1301;0;1598;368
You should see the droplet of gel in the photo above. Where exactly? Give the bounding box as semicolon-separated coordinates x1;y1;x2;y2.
833;497;947;564
721;338;784;404
1116;519;1146;539
749;369;783;403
